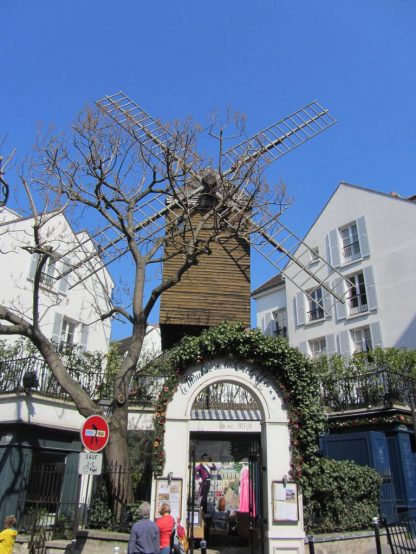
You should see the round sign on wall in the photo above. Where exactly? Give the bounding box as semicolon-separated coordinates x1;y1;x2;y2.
80;415;110;452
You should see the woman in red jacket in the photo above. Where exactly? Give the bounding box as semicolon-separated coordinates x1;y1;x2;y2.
156;503;175;554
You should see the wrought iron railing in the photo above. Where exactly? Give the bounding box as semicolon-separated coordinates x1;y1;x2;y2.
0;356;166;405
321;368;416;412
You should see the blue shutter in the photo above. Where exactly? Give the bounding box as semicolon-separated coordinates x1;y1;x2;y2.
327;229;341;267
59;258;70;294
28;253;39;281
356;216;370;258
338;331;351;357
334;278;346;320
264;312;272;335
51;313;63;345
298;341;308;355
326;334;337;356
295;292;305;326
370;321;383;349
322;284;332;319
80;324;89;352
363;266;377;311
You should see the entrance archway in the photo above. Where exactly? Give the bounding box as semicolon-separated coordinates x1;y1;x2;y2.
152;357;307;554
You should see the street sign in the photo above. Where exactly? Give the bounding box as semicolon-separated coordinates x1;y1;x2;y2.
80;414;110;452
78;452;103;475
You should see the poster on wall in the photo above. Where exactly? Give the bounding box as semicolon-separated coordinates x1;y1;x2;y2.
154;478;183;520
272;481;298;523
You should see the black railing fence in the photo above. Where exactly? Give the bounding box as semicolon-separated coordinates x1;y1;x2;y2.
321;368;416;412
0;355;167;405
18;462;150;550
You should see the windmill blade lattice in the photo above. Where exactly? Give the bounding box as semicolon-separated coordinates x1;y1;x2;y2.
96;91;200;171
222;101;336;180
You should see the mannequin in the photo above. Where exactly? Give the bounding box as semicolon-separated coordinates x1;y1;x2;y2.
195;453;216;512
238;461;255;515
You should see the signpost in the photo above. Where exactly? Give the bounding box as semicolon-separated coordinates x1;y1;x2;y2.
78;451;103;475
80;414;110;452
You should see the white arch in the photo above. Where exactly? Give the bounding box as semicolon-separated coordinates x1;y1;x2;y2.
167;357;286;423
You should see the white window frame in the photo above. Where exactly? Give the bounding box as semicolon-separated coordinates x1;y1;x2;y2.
59;317;77;353
347;271;368;316
307;287;324;322
340;223;361;263
308;337;327;359
351;326;373;354
272;308;288;338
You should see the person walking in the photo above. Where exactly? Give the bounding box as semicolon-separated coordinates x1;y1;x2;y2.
128;502;160;554
0;515;18;554
156;503;175;554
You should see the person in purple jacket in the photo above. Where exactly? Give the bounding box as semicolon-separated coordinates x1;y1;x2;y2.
128;502;160;554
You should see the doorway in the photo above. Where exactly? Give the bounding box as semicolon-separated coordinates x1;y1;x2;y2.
188;432;264;554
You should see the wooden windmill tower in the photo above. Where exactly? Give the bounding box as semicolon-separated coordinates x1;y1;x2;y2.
89;92;348;349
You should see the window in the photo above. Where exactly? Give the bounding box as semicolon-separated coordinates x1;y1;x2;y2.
310;247;319;263
340;223;361;262
40;256;56;287
307;287;324;321
347;272;368;315
351;326;372;353
309;337;327;359
273;309;287;338
59;318;77;352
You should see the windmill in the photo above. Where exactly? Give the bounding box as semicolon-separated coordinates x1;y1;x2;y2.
63;91;351;348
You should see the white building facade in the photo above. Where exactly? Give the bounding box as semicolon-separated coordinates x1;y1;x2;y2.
253;183;416;357
0;207;114;353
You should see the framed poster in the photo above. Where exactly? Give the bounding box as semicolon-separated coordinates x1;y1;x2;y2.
272;481;299;523
154;478;183;520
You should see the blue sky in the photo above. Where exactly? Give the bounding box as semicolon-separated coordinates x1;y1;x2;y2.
2;1;416;336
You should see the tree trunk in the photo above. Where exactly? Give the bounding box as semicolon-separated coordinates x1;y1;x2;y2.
106;401;133;517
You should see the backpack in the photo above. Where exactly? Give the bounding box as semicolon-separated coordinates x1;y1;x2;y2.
171;524;188;554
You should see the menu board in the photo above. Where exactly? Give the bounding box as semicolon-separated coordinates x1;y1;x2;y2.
272;481;298;523
154;478;183;520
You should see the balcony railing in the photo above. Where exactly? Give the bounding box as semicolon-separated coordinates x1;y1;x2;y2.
321;368;416;412
0;356;166;405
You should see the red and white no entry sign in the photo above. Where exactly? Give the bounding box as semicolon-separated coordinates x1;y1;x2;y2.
80;415;110;452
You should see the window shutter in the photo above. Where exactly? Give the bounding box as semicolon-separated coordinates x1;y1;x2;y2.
363;266;377;311
327;229;341;267
80;324;89;352
338;330;351;357
295;292;305;326
29;253;39;281
51;313;63;345
264;312;272;335
59;258;71;294
370;321;383;349
322;284;332;320
356;216;370;258
326;334;337;356
298;341;308;355
334;278;346;320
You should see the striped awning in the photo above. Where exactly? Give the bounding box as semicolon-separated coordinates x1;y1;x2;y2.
191;408;262;421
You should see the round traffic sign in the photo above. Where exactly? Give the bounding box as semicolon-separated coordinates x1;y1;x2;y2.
81;415;110;452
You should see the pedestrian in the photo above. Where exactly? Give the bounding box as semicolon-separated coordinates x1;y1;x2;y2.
0;515;17;554
128;502;160;554
156;503;175;554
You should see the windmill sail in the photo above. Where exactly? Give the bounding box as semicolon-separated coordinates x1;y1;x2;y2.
222;100;336;179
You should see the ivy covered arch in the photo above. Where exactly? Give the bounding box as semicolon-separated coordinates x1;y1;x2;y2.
151;322;326;486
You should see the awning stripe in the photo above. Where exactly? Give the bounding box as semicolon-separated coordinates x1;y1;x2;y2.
191;409;262;421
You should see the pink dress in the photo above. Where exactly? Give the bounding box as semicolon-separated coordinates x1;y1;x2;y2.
238;465;256;515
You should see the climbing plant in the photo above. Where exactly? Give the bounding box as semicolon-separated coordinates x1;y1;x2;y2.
150;323;326;486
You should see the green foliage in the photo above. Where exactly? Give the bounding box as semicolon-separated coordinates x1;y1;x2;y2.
303;457;382;533
88;481;115;530
150;322;326;483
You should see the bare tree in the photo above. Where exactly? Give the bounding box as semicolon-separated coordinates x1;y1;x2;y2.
0;107;288;506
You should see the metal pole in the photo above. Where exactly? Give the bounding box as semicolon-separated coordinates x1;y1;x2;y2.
200;539;207;554
307;535;315;554
372;517;382;554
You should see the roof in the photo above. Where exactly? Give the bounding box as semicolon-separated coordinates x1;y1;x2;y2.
251;273;284;297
